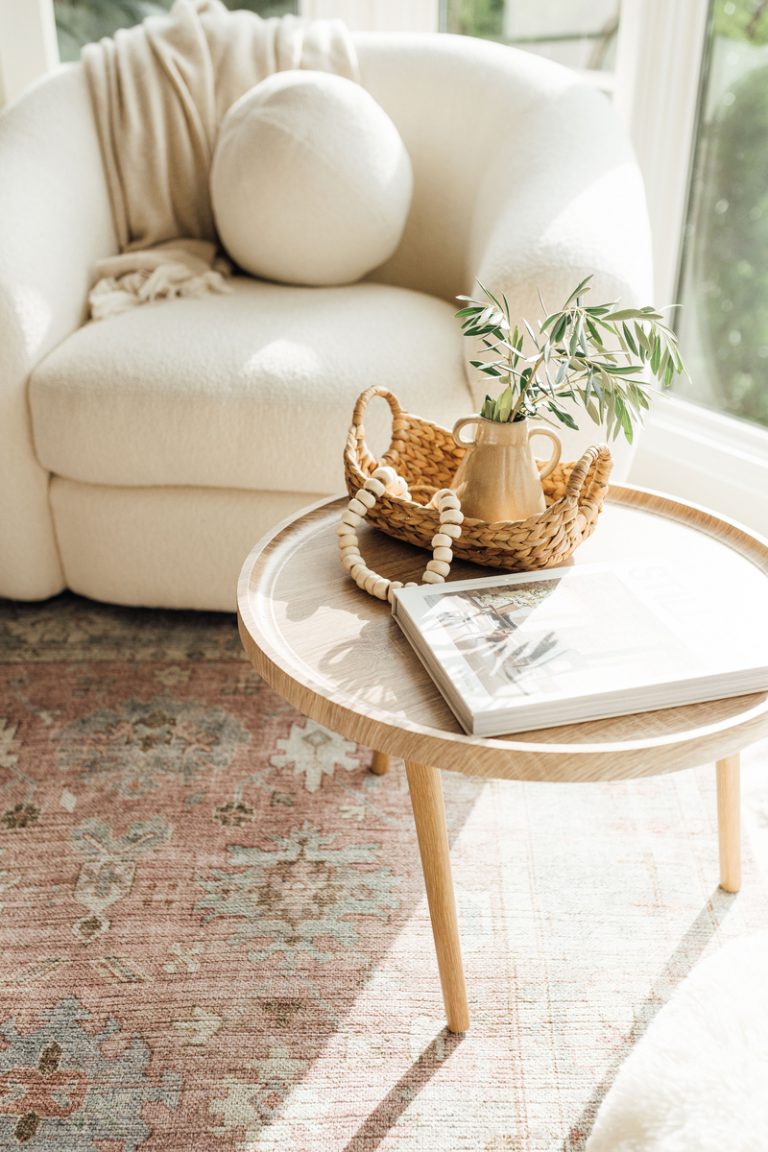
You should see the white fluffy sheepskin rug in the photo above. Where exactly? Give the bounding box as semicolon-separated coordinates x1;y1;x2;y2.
586;930;768;1151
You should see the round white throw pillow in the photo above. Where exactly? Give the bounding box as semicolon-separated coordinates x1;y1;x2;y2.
210;71;413;286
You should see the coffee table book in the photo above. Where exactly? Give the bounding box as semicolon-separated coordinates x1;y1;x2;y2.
391;564;768;737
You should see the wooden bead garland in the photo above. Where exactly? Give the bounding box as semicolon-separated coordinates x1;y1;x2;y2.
338;467;463;602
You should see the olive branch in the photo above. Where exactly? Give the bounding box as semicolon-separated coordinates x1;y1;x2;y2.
456;276;686;442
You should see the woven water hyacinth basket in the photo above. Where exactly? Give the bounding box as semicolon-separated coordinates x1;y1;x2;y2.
343;387;614;571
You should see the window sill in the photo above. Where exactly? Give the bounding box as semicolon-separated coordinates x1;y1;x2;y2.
629;394;768;536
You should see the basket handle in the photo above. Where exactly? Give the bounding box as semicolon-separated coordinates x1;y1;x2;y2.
351;386;406;435
564;445;613;500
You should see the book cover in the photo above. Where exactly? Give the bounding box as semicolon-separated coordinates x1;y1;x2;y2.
391;564;768;737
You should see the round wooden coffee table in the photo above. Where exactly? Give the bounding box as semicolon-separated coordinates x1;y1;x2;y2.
238;485;768;1032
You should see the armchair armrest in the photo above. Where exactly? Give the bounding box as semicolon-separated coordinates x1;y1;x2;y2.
465;76;653;471
0;63;117;598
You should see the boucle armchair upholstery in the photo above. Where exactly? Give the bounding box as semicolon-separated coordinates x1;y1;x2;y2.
0;66;117;601
0;32;652;611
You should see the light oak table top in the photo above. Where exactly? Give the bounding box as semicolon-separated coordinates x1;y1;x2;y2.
237;484;768;785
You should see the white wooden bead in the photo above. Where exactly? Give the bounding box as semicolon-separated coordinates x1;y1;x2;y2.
427;559;451;577
372;577;390;600
341;461;465;602
387;581;403;602
372;466;409;499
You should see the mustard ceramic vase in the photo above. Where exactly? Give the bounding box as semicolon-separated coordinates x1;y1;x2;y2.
450;417;562;523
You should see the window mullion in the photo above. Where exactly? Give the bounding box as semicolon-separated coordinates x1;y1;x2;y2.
613;0;710;304
0;0;59;107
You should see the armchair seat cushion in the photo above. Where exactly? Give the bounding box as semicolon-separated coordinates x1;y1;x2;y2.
30;278;473;495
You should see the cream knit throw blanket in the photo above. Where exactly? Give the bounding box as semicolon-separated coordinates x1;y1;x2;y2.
83;0;358;318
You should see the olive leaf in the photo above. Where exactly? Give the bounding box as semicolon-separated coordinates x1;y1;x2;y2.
456;276;687;441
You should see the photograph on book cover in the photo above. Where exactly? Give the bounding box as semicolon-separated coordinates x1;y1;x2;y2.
423;568;693;703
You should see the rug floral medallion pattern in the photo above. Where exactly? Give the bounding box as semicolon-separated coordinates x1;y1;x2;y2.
1;593;768;1151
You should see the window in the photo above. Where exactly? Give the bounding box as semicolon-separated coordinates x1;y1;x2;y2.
674;0;768;430
54;0;299;62
439;0;620;77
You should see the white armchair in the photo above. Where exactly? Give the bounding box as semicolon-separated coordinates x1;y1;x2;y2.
0;32;651;610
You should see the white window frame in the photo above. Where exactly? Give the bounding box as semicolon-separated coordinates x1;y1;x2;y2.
0;0;58;106
614;0;710;307
630;394;768;534
614;0;768;534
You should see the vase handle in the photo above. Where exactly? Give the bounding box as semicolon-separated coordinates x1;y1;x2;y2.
528;426;562;480
453;417;481;447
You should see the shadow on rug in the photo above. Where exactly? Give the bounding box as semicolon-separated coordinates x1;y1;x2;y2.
1;593;766;1152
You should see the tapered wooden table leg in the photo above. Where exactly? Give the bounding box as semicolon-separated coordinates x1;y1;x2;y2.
405;760;469;1032
370;751;390;775
717;754;741;893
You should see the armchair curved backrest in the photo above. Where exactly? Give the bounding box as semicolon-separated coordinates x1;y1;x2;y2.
358;34;651;314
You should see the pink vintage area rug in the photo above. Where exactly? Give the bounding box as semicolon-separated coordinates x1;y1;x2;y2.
1;593;768;1152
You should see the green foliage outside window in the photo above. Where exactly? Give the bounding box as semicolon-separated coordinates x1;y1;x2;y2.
713;0;768;40
440;1;619;71
442;0;506;42
698;62;768;425
54;0;298;62
681;0;768;427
